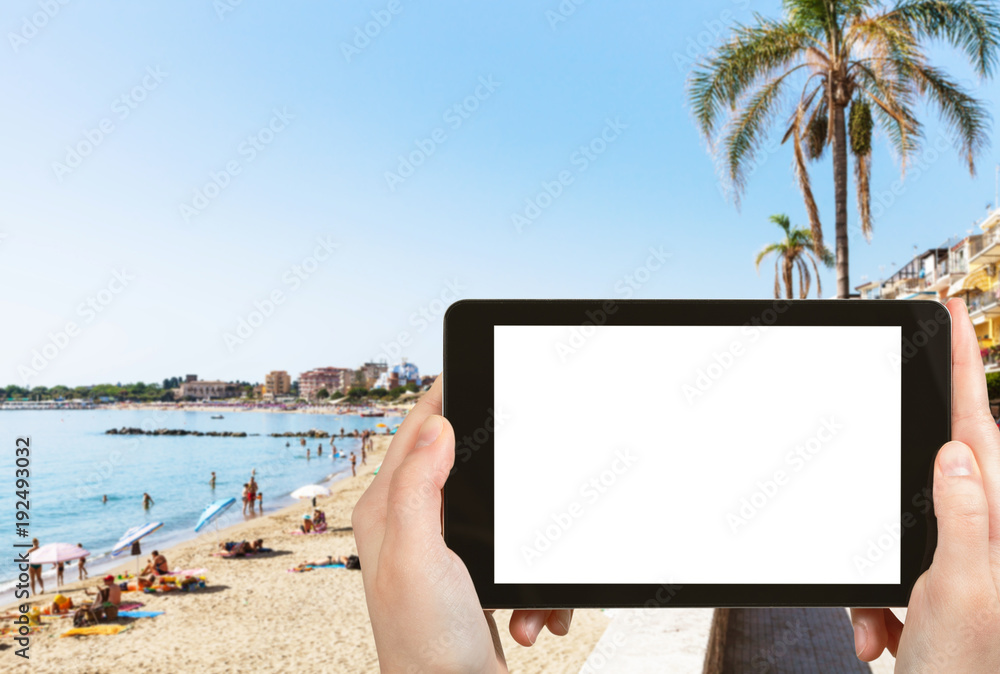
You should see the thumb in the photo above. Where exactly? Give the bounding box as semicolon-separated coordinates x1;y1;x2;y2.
931;441;991;581
383;415;455;554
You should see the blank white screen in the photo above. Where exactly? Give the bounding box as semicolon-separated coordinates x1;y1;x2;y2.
493;324;901;584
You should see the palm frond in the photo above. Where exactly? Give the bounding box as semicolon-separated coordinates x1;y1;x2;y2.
891;0;1000;76
790;103;825;252
722;73;792;201
755;242;785;270
907;63;991;173
689;18;813;139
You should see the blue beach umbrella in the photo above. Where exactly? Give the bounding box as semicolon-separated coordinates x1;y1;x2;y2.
195;497;236;532
111;521;164;576
111;522;164;556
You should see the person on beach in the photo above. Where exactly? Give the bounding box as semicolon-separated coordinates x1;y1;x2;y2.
318;443;323;457
286;441;290;447
77;544;88;580
362;445;367;465
54;561;64;587
102;494;107;504
301;515;313;534
49;594;73;615
141;551;169;580
354;302;1000;671
300;437;306;447
142;492;154;509
350;452;357;477
242;483;250;514
292;554;360;570
83;575;121;622
248;476;258;509
257;491;263;514
27;538;43;595
307;447;311;460
210;471;216;489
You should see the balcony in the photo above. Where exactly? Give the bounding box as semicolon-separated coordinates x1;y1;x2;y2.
983;349;1000;373
968;288;1000;323
968;227;1000;271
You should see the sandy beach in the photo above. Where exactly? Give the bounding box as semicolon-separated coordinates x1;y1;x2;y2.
2;435;609;673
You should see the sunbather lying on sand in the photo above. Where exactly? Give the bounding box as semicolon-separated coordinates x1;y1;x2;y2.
291;554;360;571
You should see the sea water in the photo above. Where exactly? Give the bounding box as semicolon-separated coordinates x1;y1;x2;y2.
0;408;394;598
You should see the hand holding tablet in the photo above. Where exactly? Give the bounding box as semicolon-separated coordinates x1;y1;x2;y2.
353;298;1000;671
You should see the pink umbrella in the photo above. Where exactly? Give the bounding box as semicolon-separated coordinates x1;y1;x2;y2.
28;542;90;564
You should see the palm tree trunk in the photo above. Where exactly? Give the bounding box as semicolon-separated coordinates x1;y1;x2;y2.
784;259;794;299
832;103;850;298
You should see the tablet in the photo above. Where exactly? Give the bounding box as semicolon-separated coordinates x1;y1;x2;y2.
442;299;950;608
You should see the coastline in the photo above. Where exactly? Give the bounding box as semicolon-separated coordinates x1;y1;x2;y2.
3;433;611;673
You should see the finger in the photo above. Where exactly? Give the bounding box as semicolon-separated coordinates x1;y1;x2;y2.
381;415;455;559
545;609;573;637
509;610;552;647
884;610;903;658
931;441;991;585
353;378;443;566
850;607;889;662
946;299;1000;577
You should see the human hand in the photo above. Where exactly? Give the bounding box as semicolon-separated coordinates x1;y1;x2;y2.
352;377;572;673
851;299;1000;670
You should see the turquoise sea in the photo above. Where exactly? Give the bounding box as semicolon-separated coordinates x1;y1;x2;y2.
1;408;394;598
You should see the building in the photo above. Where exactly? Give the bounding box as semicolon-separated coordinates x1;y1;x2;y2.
359;361;388;387
855;280;881;300
178;379;240;399
374;360;420;390
265;370;291;396
299;367;354;400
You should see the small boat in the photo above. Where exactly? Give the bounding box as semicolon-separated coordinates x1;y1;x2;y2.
359;410;384;417
210;415;224;420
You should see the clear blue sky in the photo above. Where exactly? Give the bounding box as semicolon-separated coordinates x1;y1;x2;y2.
2;0;998;387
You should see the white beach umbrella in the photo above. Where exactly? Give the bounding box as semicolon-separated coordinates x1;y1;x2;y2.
290;485;330;500
111;522;164;576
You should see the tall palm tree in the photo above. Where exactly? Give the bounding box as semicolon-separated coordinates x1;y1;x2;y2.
689;0;1000;298
756;213;835;298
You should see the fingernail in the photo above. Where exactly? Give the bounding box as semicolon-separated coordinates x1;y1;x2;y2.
940;443;973;477
525;612;546;645
555;611;572;634
854;623;867;657
415;416;443;449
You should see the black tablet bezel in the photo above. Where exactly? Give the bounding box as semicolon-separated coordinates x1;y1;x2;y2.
442;299;949;608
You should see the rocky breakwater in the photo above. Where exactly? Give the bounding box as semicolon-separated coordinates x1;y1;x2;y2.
268;429;330;438
106;427;248;437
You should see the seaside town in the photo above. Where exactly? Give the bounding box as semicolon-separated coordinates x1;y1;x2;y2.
0;359;431;410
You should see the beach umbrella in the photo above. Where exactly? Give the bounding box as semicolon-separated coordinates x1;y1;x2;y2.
111;522;164;576
28;543;90;565
111;522;164;556
290;485;330;500
194;497;237;532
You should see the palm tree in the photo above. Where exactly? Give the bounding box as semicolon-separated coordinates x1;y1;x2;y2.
756;213;835;298
689;0;1000;298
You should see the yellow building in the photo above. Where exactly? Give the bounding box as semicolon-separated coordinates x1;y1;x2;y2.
265;370;291;396
960;209;1000;352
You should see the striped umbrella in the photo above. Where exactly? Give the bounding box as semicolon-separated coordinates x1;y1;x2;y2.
111;522;164;556
194;498;236;533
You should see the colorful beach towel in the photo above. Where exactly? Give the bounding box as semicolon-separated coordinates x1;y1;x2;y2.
60;625;130;637
119;611;164;619
287;563;346;572
118;602;145;611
